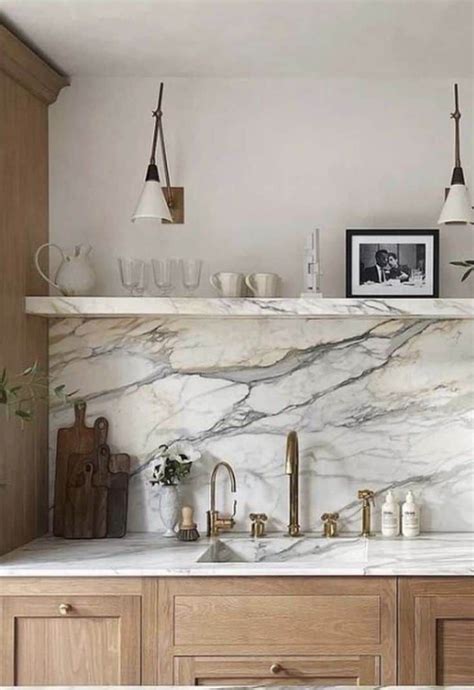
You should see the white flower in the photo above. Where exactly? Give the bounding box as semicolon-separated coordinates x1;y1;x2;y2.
166;441;201;464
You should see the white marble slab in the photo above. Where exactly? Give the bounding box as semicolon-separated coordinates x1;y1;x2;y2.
25;296;474;319
0;532;472;577
48;316;474;535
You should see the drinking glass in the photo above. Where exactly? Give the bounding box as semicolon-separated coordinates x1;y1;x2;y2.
118;258;147;296
180;259;202;295
152;258;175;296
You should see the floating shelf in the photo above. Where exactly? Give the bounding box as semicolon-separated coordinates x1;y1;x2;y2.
25;296;474;319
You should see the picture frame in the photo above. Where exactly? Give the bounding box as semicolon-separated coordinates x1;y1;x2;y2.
346;229;439;298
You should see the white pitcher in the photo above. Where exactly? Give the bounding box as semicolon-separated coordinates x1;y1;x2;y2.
34;243;96;296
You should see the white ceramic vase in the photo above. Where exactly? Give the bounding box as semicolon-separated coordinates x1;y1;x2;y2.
159;485;180;537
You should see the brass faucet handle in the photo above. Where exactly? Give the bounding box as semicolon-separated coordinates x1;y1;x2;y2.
249;513;268;538
321;512;339;538
358;488;375;503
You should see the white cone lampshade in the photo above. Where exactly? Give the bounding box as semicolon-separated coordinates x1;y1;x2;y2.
132;179;172;222
438;183;473;225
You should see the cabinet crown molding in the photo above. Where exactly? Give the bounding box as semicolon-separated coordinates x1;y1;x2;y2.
0;25;69;103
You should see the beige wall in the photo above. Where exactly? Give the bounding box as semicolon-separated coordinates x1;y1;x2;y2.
50;77;473;297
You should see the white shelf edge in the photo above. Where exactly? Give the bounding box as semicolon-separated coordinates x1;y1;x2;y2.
24;296;474;320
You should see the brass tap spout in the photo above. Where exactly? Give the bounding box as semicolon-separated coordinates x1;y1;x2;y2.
206;461;237;537
285;431;301;537
358;489;375;537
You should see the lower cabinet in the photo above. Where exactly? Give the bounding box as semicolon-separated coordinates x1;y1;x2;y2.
174;655;380;685
399;577;474;684
1;575;473;685
0;579;143;686
157;576;397;684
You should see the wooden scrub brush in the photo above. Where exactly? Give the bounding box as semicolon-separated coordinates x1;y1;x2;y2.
177;505;200;542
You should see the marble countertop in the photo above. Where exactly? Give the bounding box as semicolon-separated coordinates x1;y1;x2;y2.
0;532;472;577
0;687;467;690
1;687;466;690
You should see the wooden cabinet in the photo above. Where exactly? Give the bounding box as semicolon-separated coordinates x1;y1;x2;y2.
157;577;397;684
2;574;473;685
174;655;379;685
0;26;68;557
399;577;474;684
0;578;143;686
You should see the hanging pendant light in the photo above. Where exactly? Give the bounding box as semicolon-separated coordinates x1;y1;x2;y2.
132;83;184;224
438;84;473;225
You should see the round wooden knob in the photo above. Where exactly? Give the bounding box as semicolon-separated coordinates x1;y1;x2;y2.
58;603;72;616
270;663;282;675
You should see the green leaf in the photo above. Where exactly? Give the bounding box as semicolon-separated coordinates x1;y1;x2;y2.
54;384;66;395
1;368;6;385
461;267;474;282
15;409;32;421
450;261;469;267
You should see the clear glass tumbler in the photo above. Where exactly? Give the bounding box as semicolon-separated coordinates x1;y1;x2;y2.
152;258;175;296
118;258;147;296
179;259;202;295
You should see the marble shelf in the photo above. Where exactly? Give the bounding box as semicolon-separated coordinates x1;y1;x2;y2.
25;296;474;319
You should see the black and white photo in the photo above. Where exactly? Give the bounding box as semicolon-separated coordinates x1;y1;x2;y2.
346;230;439;298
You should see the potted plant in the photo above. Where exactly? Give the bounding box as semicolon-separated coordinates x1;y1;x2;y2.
0;362;72;423
150;442;200;537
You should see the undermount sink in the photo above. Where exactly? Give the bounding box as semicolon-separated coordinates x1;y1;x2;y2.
197;535;367;565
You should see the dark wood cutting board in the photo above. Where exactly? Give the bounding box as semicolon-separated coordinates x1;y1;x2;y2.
53;402;108;536
64;460;108;539
95;445;130;538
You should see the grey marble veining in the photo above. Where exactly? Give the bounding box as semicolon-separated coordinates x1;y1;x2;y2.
26;295;474;319
0;532;472;577
48;316;474;535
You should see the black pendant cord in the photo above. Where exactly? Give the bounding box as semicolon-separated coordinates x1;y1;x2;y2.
146;82;173;208
450;83;465;185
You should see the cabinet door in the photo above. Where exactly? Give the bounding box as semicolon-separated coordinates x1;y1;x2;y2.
0;595;141;685
399;578;474;684
175;655;379;685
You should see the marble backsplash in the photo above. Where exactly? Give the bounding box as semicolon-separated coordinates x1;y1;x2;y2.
49;316;474;534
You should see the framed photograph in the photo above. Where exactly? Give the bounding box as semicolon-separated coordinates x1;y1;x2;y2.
346;229;439;298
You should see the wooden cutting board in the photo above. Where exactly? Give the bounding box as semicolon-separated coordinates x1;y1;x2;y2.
64;460;108;539
63;444;130;539
106;451;130;538
53;402;108;536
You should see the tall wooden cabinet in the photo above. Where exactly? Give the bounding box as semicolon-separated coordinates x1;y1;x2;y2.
0;26;68;556
399;577;474;684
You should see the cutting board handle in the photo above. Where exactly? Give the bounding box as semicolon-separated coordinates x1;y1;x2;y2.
74;401;87;427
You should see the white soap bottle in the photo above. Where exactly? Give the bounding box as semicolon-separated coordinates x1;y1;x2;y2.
381;490;400;537
401;490;420;537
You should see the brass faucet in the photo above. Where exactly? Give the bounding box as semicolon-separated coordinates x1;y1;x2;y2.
358;489;375;537
206;461;237;537
285;431;301;537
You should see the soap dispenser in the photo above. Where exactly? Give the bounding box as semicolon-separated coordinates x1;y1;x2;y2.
401;491;420;537
381;490;400;537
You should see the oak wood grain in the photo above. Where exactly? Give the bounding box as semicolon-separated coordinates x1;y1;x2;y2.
0;29;67;557
0;593;141;685
399;577;474;684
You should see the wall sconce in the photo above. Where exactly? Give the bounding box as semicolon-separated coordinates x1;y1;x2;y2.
132;82;184;224
438;83;473;225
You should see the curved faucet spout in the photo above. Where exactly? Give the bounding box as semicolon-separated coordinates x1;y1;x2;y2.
207;461;237;537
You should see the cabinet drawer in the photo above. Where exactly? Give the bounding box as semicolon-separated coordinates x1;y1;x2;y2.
174;594;380;647
175;655;380;685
